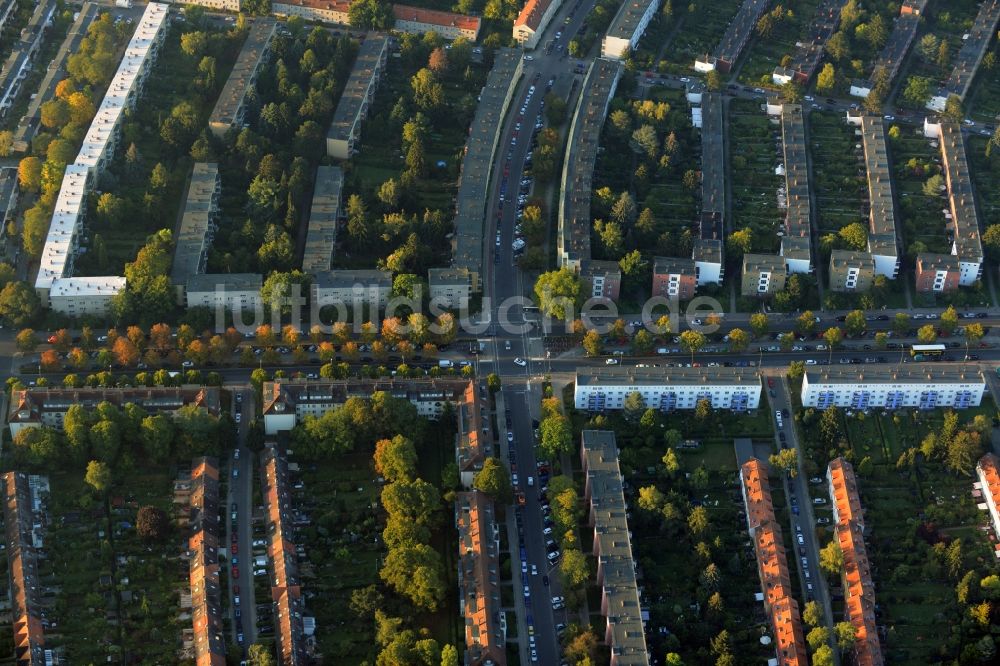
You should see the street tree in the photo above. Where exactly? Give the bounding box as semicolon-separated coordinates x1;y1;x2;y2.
679;330;706;363
844;310;866;336
473;458;513;504
727;328;749;352
917;324;938;344
750;313;769;338
819;540;844;575
940;305;959;334
769;448;798;477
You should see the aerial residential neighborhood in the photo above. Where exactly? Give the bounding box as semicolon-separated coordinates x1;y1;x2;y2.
0;0;997;664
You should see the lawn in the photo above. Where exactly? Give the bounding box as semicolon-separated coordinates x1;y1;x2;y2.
967;136;1000;233
808;111;866;236
728;98;782;252
573;403;782;662
39;468;180;664
656;0;744;74
737;0;822;86
966;57;1000;122
798;403;1000;664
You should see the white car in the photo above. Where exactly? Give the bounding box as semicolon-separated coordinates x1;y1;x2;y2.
531;564;538;576
797;534;805;545
507;432;514;442
805;359;817;365
513;357;527;367
605;358;619;365
521;560;527;574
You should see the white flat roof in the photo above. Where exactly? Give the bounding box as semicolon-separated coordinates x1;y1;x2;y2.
50;275;126;297
35;164;89;291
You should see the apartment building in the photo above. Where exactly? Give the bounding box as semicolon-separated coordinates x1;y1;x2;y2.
445;48;521;295
208;18;277;138
35;3;169;312
188;457;226;666
772;0;848;85
651;256;697;300
326;35;389;159
801;365;985;410
272;0;350;24
3;472;47;666
915;252;961;292
311;269;392;311
776;104;812;273
0;0;56;119
828;250;875;293
302;166;344;274
828;457;883;666
456;491;506;665
163;0;241;10
48;276;128;317
575;366;762;412
601;0;660;59
741;253;787;297
261;378;481;434
845;113;900;278
513;0;561;48
7;386;222;437
739;459;808;665
580;430;650;666
262;446;308;665
171;163;221;304
558;58;622;269
976;454;1000;555
185;273;263;313
695;92;726;285
581;259;622;301
694;0;772;73
927;0;1000;111
454;381;489;487
923;118;984;286
392;5;481;40
849;0;927;98
428;267;473;309
13;3;98;152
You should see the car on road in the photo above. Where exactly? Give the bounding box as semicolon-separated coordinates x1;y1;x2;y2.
514;357;527;367
233;449;240;460
232;467;239;478
507;432;514;442
521;560;527;574
531;564;538;576
523;585;530;598
813;497;827;505
805;359;817;365
605;358;619;365
797;534;804;545
232;566;239;579
817;518;831;525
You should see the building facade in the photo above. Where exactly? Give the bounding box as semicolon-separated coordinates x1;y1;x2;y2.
601;0;660;59
828;250;875;292
185;273;263;313
513;0;560;48
392;4;481;40
207;18;277;138
575;367;762;412
272;0;350;24
801;365;985;410
311;269;392;311
915;253;961;293
428;267;472;309
976;453;1000;558
652;256;697;300
326;35;389;159
580;259;622;301
741;253;787;297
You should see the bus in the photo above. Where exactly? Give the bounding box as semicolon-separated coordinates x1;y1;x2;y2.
910;344;946;361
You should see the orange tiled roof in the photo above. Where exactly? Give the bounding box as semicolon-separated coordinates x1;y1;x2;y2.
4;472;45;666
392;4;481;31
189;458;226;666
457;490;505;665
978;453;1000;513
514;0;554;30
740;459;807;666
829;457;864;526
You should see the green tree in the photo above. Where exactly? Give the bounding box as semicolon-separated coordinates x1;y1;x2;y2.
688;505;709;536
917;324;938;344
802;600;823;627
679;330;706;362
411;68;444;110
534;268;582;320
380;542;447;610
374;435;418;482
750;313;769;338
247;642;276;666
844;309;866;336
0;282;40;327
582;329;603;357
85;460;112;494
819;540;844;575
834;621;856;650
473;458;513;504
902;76;932;107
140;414;174;462
892;312;911;336
347;0;393;29
807;626;830;652
540;414;572;460
940;305;959;335
769;448;798;477
816;63;836;92
727;328;749;352
812;645;835;666
796;311;817;335
559;548;590;589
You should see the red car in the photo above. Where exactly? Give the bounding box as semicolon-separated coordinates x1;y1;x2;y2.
231;541;238;554
767;377;774;388
231;566;239;579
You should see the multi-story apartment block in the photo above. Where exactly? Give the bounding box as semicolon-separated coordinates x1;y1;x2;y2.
392;5;481;40
35;3;169;313
311;269;392;312
828;249;875;293
772;0;848;85
927;0;1000;111
575;366;762;412
741;253;787;297
12;2;97;152
581;260;622;301
455;491;506;664
601;0;660;59
3;472;48;666
207;18;277;138
7;386;222;437
262;446;308;665
302;165;344;274
777;104;812;274
923;118;984;286
185;273;263;313
849;0;927;98
828;458;883;666
558;58;622;269
694;0;772;73
428;267;473;309
739;459;807;665
171;163;221;304
513;0;561;48
272;0;350;24
445;48;521;295
696;92;726;286
326;35;389;159
580;430;650;666
0;0;56;119
975;454;1000;556
163;0;241;10
188;457;226;666
651;256;697;300
915;252;961;292
261;378;481;434
801;365;985;410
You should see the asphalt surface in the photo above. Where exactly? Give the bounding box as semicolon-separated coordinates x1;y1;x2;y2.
226;386;257;650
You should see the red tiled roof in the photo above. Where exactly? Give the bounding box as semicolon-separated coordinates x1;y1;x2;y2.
514;0;554;30
392;4;481;31
275;0;350;10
